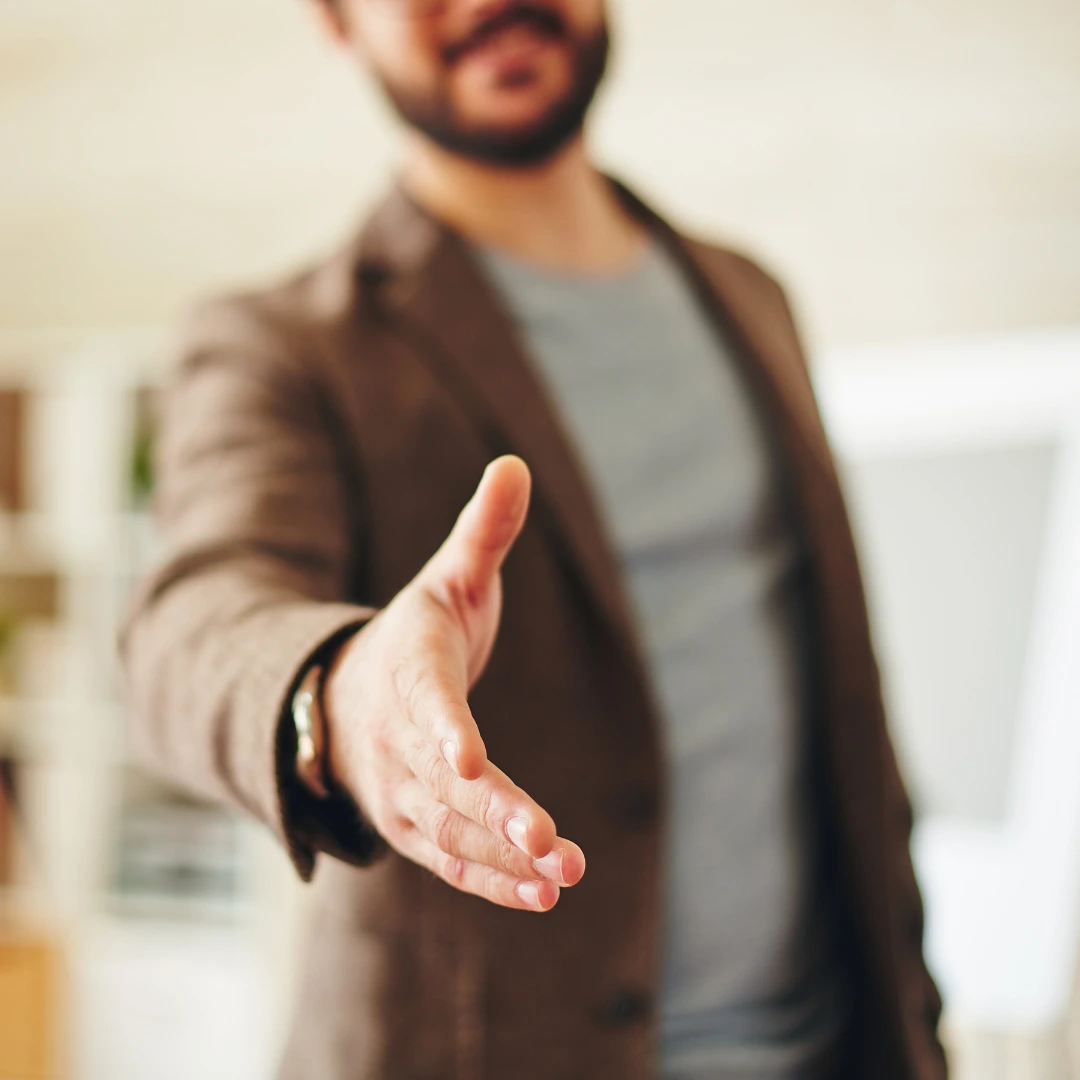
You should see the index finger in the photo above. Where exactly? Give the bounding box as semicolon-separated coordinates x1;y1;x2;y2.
392;644;487;781
400;728;558;860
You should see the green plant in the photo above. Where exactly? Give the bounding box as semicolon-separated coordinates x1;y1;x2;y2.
130;427;155;506
129;387;159;508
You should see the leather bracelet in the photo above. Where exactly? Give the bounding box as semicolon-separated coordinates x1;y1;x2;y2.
291;663;331;799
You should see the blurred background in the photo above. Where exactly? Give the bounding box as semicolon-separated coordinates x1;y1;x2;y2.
1;1;1078;1077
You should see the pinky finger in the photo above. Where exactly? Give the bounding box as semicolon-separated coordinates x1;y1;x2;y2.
404;832;560;913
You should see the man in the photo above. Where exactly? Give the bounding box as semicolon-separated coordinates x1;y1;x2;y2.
121;0;947;1077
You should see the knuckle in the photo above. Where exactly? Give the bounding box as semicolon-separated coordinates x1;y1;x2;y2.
443;856;468;890
481;867;515;906
419;751;446;793
494;841;522;876
430;805;458;851
471;782;499;828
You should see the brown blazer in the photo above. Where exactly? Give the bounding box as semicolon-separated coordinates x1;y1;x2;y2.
121;183;947;1080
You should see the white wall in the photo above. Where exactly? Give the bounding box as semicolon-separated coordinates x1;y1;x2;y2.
842;441;1056;822
2;0;1079;346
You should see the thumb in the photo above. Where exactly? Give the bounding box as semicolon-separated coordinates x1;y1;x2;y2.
423;455;532;605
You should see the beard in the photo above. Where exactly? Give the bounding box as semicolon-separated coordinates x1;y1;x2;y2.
371;10;610;169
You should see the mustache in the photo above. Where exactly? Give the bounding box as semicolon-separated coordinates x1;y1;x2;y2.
443;3;566;66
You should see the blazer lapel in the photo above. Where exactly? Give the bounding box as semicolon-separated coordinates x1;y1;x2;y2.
350;181;842;671
611;183;837;487
687;248;835;478
354;186;641;653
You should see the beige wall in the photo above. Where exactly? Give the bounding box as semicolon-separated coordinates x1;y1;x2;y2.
1;0;1078;349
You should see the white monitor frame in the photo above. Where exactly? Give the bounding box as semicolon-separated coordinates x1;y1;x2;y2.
813;327;1080;1032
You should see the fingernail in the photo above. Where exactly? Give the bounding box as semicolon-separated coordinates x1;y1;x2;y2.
516;880;544;910
532;849;565;884
505;816;530;853
441;740;459;775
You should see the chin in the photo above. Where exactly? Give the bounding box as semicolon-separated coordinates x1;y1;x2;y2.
459;101;560;139
456;80;572;132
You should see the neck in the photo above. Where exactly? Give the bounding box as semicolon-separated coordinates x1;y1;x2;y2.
401;134;645;273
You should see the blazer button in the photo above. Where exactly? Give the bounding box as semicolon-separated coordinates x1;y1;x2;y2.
596;988;652;1029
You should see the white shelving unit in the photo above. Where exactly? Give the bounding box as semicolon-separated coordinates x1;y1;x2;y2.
0;329;303;1080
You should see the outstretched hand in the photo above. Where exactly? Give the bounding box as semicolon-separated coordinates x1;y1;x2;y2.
323;456;585;911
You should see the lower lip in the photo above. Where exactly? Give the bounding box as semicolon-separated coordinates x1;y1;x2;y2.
458;26;557;78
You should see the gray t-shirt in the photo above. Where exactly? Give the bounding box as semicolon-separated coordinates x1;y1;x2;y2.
476;239;847;1079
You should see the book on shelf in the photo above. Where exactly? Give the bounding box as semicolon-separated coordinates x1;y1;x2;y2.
111;769;243;917
0;756;19;889
0;389;24;514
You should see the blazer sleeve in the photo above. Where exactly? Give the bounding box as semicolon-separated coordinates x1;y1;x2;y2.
119;297;386;881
